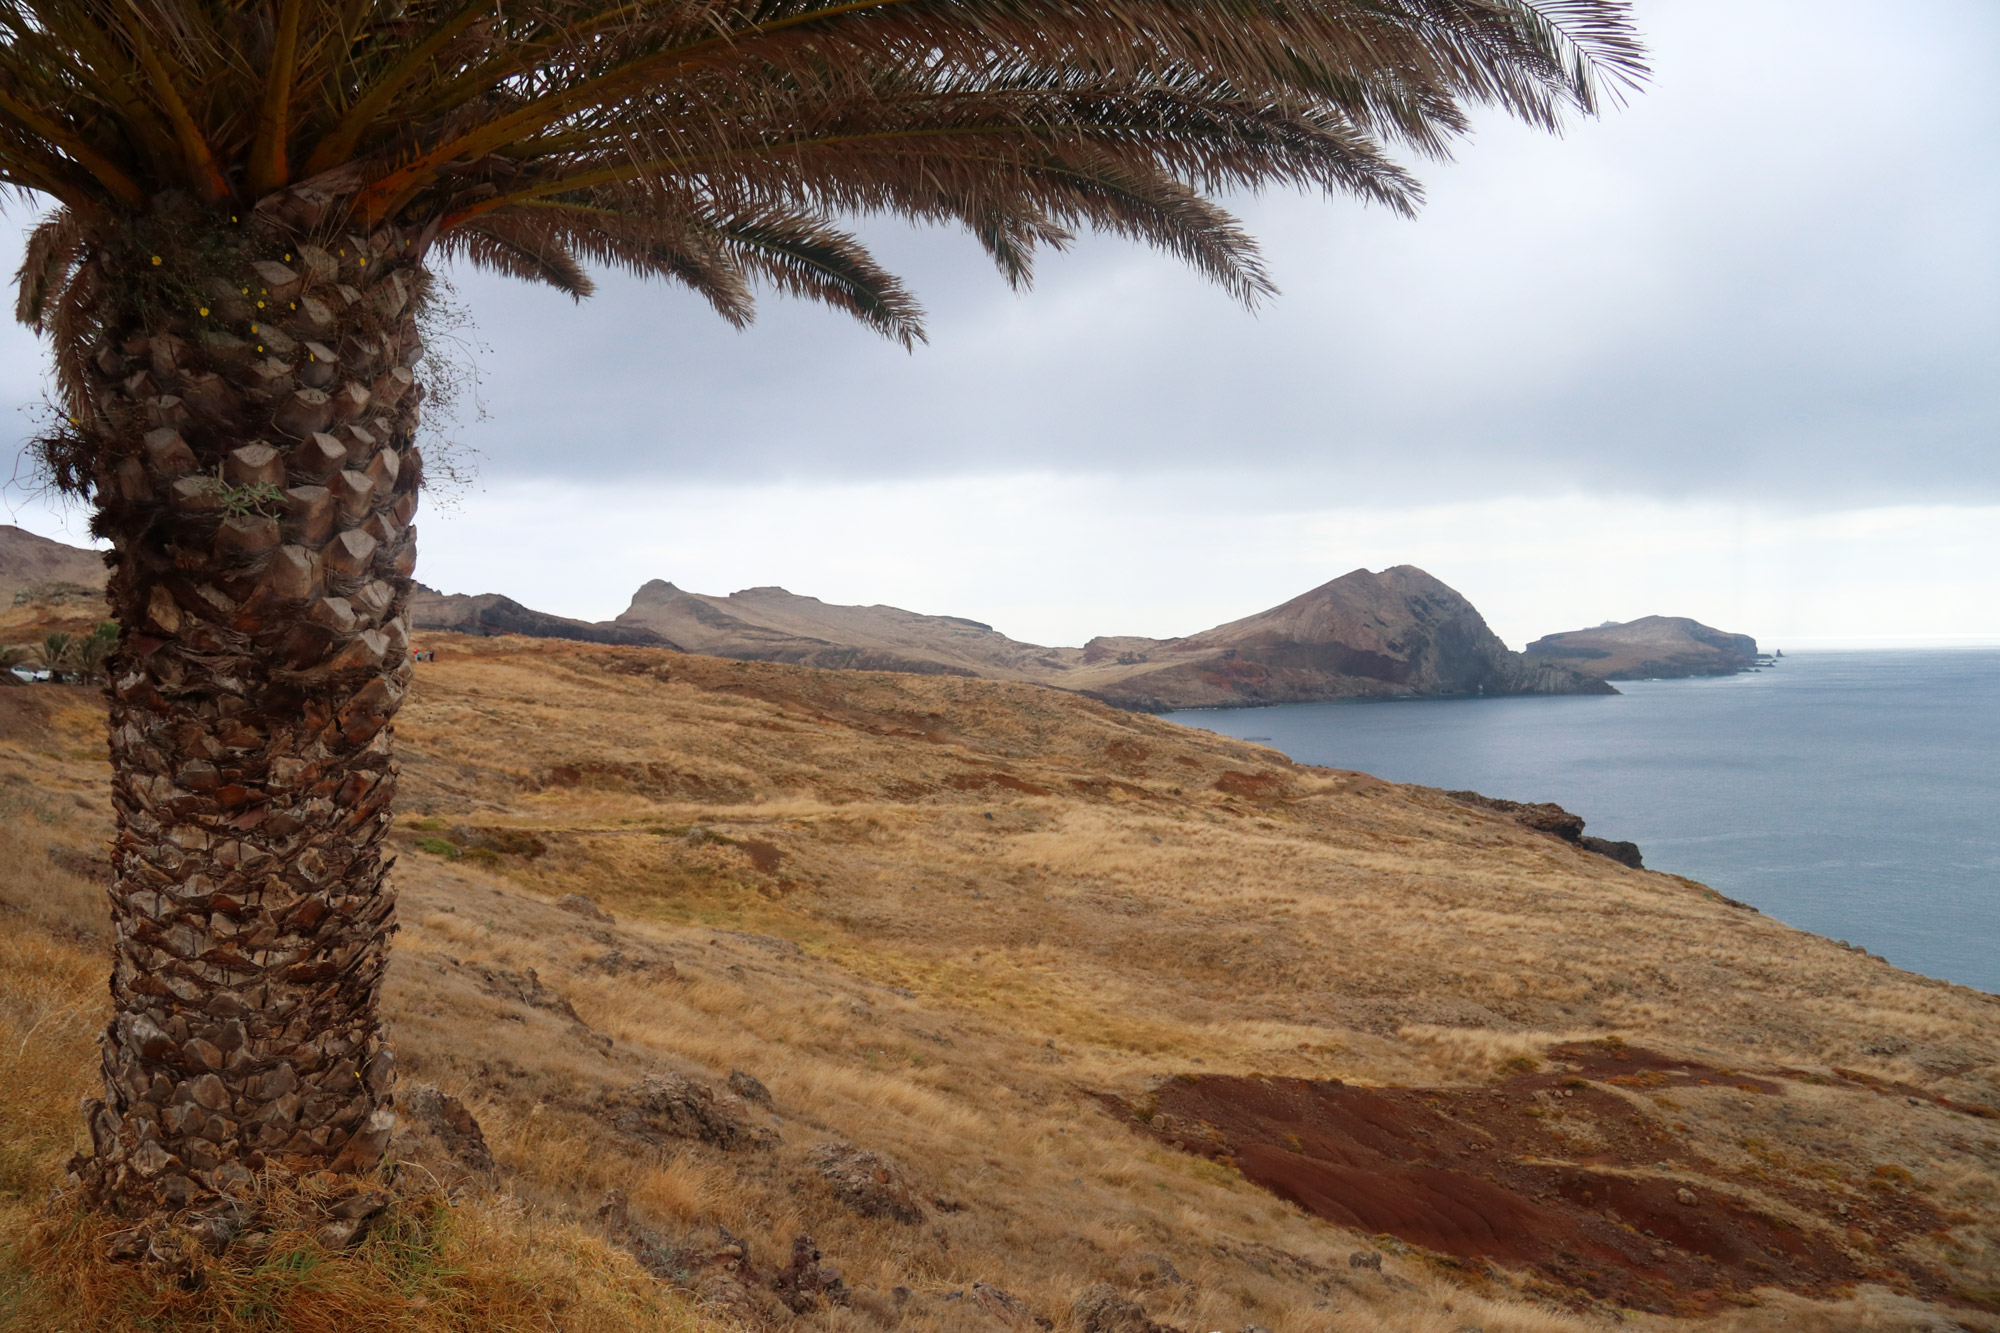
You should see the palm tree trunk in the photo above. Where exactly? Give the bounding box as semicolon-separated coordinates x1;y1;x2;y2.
70;220;426;1222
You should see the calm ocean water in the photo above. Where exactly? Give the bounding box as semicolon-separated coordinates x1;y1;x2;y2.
1162;650;2000;994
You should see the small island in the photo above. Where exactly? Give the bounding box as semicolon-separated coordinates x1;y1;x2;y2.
1525;615;1761;681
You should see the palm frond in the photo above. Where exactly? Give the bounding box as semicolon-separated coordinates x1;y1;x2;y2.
11;204;98;409
0;0;1646;342
13;204;83;328
437;214;598;297
713;209;925;346
527;203;760;326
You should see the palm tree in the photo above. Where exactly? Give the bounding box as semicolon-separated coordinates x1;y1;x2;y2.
2;0;1643;1229
35;629;76;680
71;618;121;682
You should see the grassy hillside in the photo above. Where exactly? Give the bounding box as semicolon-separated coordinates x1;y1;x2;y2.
3;638;1996;1332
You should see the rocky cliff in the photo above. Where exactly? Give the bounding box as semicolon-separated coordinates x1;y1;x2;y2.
1526;615;1759;680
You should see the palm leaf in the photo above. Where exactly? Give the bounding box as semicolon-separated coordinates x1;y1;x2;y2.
0;0;1646;342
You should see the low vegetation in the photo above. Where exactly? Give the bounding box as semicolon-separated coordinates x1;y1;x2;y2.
3;638;1996;1332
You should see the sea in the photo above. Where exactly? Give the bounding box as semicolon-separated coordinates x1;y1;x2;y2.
1161;649;2000;995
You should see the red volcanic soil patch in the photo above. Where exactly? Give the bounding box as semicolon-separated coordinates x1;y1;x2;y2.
737;838;785;873
1104;1041;1959;1316
1213;770;1287;800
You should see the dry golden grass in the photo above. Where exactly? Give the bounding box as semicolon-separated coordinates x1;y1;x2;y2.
8;1185;706;1333
0;687;725;1333
4;638;1998;1333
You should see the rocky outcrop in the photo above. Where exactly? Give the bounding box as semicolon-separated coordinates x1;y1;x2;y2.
1444;790;1643;869
1525;615;1759;680
600;1072;776;1151
407;583;676;647
599;1211;849;1322
1071;1283;1182;1333
807;1142;927;1223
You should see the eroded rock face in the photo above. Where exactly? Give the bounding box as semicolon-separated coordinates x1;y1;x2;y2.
1445;791;1586;841
618;1220;785;1323
1444;790;1644;869
1580;835;1644;869
582;948;678;982
806;1142;926;1223
600;1073;774;1151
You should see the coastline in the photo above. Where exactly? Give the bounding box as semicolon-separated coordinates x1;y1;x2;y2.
1162;648;2000;994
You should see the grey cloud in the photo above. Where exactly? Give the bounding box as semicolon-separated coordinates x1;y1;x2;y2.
430;0;1997;509
5;0;1995;513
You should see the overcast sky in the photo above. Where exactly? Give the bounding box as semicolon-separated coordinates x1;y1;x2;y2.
6;0;1998;648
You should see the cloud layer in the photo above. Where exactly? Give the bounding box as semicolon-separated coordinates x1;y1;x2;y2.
410;0;1998;506
390;477;1998;651
3;0;1996;644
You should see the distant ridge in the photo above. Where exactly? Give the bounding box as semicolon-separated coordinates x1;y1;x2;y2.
407;585;676;648
1526;615;1759;680
3;527;1620;708
612;579;1064;679
612;566;1614;709
0;526;107;606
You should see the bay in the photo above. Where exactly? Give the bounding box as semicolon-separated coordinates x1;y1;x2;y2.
1162;649;2000;994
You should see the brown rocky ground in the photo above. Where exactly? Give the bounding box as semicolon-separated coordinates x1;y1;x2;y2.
3;636;1997;1333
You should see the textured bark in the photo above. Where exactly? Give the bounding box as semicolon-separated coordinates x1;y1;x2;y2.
69;217;425;1221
